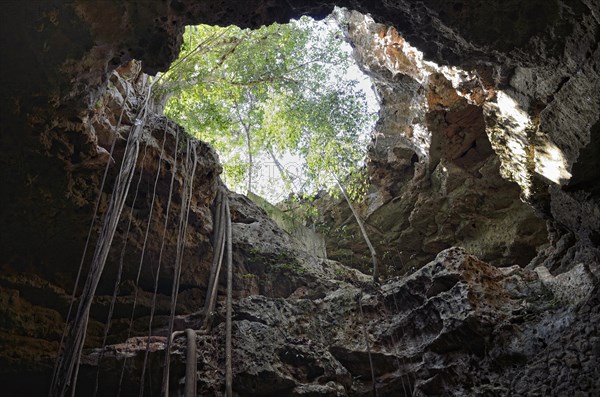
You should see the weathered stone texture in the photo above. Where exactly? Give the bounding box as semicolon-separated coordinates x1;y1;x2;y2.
316;11;548;274
81;248;600;396
0;1;598;396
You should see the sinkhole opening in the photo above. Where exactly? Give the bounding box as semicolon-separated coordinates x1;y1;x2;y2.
152;9;380;204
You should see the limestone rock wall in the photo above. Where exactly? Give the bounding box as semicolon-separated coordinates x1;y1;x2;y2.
0;62;220;394
0;57;371;395
0;1;598;396
2;1;597;280
337;1;600;275
316;12;548;274
83;248;600;396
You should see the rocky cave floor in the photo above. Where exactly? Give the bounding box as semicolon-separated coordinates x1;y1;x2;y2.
79;245;600;397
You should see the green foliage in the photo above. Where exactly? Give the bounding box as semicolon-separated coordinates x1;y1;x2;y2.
273;261;306;274
155;16;376;200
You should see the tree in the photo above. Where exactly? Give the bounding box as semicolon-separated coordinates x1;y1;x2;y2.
155;15;380;280
154;16;375;197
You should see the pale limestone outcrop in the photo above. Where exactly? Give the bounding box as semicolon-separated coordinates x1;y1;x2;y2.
316;11;547;274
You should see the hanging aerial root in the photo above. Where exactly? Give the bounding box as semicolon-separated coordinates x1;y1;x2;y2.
93;143;149;397
117;125;171;397
202;188;227;331
333;175;379;283
161;170;233;397
390;288;414;396
138;125;181;397
358;292;379;397
198;186;234;396
184;328;197;397
161;139;198;397
50;82;132;397
49;113;144;397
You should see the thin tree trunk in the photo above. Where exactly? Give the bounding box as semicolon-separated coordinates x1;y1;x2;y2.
233;100;254;195
334;177;379;282
244;127;253;194
266;146;299;193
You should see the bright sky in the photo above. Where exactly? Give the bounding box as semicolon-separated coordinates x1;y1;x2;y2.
241;16;380;203
166;15;381;204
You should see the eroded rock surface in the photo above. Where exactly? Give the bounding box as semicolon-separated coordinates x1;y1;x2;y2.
0;1;599;397
0;63;219;394
314;12;548;274
81;248;599;396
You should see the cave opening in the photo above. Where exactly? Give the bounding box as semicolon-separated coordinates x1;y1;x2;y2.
1;2;599;397
154;10;380;204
